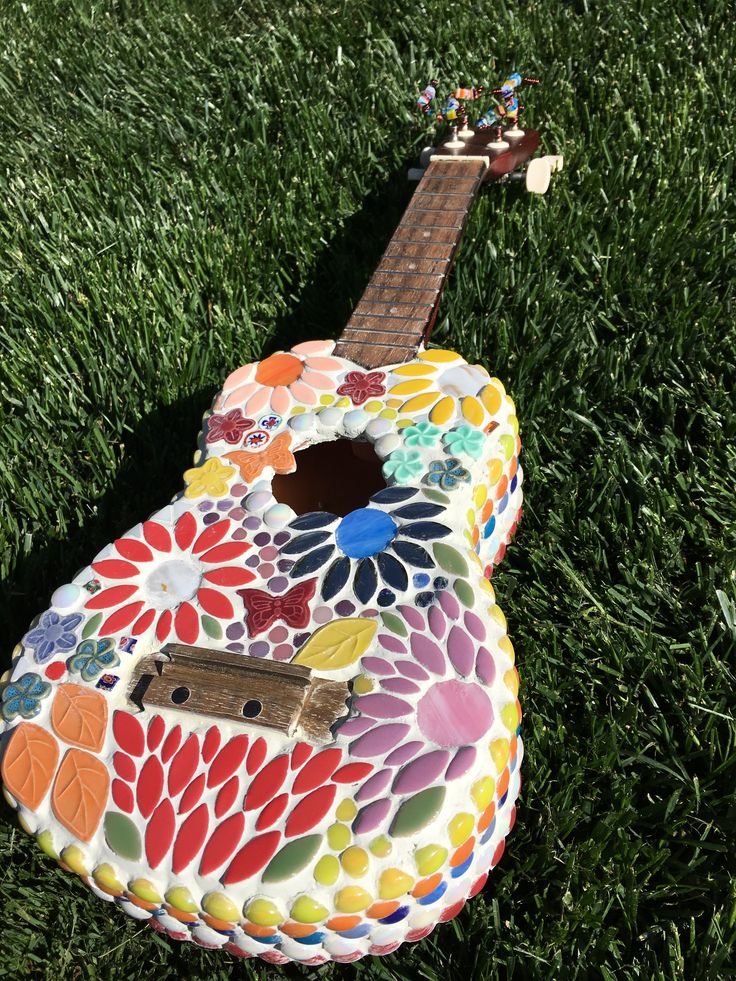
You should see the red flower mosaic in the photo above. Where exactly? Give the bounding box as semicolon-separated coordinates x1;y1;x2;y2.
86;512;255;644
336;370;386;406
205;409;255;444
108;712;376;881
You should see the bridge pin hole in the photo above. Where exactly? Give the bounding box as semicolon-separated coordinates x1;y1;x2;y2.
171;686;191;704
242;699;263;719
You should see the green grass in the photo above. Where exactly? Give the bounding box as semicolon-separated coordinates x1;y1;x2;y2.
0;0;734;977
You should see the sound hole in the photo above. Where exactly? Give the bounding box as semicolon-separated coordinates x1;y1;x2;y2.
171;686;190;704
271;439;385;516
242;699;263;719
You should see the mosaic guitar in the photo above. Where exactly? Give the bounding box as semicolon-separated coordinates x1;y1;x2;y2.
0;74;561;964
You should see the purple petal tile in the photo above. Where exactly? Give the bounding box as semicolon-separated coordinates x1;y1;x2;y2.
438;591;460;621
396;659;430;681
445;745;477;780
361;656;395;677
376;634;407;655
355;769;393;802
397;605;425;630
392;750;450;795
447;625;474;677
380;677;421;696
428;606;446;641
463;610;486;641
350;724;412;758
339;717;376;737
352;797;392;834
475;646;496;685
354;693;412;720
384;741;424;766
410;633;446;676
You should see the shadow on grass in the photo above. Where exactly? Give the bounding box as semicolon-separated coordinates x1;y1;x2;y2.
0;162;414;669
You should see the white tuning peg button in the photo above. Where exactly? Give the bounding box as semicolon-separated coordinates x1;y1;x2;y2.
525;157;551;194
419;146;435;168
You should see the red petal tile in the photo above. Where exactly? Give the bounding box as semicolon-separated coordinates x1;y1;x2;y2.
172;803;209;874
92;559;139;579
215;776;240;818
199;812;245;875
85;584;138;610
112;779;134;813
192;520;230;555
136;756;164;818
292;748;343;795
202;726;221;764
161;724;182;763
285;784;337;837
255;793;289;831
243;756;289;811
197;588;234;620
199;542;251;564
332;762;374;784
207;734;249;789
156;609;173;642
202;567;256;587
290;743;313;770
146;798;175;869
222;831;280;885
115;538;153;563
101;601;145;634
113;752;136;782
168;734;200;796
178;773;206;814
143;520;172;553
146;716;165;752
174;602;199;644
174;511;197;550
132;608;156;636
113;711;145;757
246;737;267;775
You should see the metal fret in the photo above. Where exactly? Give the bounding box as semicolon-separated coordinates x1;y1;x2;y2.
376;268;444;276
417;173;482;182
382;253;450;263
352;310;429;322
414;190;475;197
342;326;415;337
398;221;461;230
404;207;468;214
358;296;431;307
364;283;439;294
336;339;415;350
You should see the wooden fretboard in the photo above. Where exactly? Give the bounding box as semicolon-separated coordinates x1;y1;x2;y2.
333;156;487;369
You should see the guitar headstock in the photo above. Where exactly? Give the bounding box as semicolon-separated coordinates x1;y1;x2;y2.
411;72;563;194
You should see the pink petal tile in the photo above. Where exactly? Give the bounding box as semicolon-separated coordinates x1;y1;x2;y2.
304;356;345;372
223;382;258;409
244;387;271;416
300;371;334;391
223;363;257;390
290;381;318;404
291;340;334;356
270;386;291;415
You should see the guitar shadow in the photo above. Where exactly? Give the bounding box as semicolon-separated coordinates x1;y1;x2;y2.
0;162;415;667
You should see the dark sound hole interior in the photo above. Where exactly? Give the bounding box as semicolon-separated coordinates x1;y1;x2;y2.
171;686;190;704
242;699;263;718
271;438;386;516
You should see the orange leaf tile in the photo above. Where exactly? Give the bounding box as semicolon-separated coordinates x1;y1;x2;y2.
1;723;59;810
51;684;108;752
52;748;109;841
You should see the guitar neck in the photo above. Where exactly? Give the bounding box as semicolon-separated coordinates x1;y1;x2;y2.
333;155;487;369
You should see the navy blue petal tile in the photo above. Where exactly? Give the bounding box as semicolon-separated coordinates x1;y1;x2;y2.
370;486;417;505
321;556;351;601
401;521;452;541
289;511;338;531
391;541;433;568
290;544;335;576
353;558;378;603
377;551;408;591
280;530;332;554
392;503;445;520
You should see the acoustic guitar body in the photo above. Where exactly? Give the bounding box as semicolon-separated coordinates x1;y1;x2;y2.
1;150;528;964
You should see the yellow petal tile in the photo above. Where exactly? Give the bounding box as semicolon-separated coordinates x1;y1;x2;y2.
400;392;439;413
461;396;485;426
479;383;502;416
390;378;434;396
429;395;455;424
419;349;462;364
392;363;435;377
